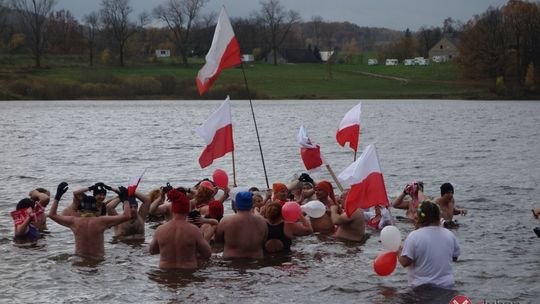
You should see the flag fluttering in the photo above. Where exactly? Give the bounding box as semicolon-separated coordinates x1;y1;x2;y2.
336;102;362;152
194;97;234;168
338;144;389;217
297;125;324;171
127;169;146;196
196;7;241;95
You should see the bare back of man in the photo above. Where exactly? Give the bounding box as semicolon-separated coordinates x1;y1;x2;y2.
310;212;335;234
331;206;367;242
149;215;211;269
50;203;132;258
216;212;267;259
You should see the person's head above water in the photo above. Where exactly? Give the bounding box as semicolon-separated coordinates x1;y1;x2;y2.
440;182;454;197
17;198;36;210
416;200;440;228
79;195;99;216
235;192;253;211
167;188;190;214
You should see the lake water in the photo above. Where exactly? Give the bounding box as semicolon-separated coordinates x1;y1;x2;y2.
0;100;539;303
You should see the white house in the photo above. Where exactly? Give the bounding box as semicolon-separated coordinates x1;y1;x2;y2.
385;59;398;66
241;54;254;63
319;51;334;62
155;49;171;58
368;58;378;65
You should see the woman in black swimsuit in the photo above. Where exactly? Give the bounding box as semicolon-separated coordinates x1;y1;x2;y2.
263;202;313;253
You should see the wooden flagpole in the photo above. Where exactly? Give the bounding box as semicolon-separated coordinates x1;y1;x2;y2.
326;164;344;193
231;151;237;187
240;63;269;189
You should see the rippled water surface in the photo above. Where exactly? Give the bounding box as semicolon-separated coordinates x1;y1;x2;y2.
0;100;539;303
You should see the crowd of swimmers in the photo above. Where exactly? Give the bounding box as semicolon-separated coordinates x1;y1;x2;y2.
16;173;527;290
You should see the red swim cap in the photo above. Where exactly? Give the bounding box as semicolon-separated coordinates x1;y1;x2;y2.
167;189;190;214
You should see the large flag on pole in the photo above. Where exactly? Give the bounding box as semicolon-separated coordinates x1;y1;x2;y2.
127;169;146;196
338;144;389;217
336;102;361;152
297;125;324;171
196;7;241;95
194;97;234;168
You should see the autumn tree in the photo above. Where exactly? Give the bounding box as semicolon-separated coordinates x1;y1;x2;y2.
10;0;57;67
257;0;300;65
502;0;540;85
153;0;208;66
458;7;510;79
47;9;83;54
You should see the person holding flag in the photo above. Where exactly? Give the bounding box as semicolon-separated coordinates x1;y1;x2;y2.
338;144;390;218
329;190;367;242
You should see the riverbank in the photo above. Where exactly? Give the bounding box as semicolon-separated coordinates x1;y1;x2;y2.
0;54;534;100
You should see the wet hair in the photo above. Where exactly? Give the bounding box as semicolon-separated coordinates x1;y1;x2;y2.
148;188;161;203
35;188;49;194
440;183;454;196
17;198;36;210
264;202;282;223
194;186;214;203
415;200;440;229
248;187;260;192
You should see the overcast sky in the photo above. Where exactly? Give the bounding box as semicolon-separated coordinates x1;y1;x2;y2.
55;0;508;31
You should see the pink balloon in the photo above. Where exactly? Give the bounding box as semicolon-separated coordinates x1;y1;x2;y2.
373;251;398;276
282;201;301;222
200;181;214;190
212;169;229;189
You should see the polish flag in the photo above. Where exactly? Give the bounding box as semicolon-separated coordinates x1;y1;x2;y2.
297;125;325;171
194;97;234;168
338;144;389;217
127;168;146;196
196;7;241;95
336;103;361;152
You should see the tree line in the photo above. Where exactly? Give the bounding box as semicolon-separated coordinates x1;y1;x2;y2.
0;0;538;94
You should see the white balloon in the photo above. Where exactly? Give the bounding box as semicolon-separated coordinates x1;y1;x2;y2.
380;225;401;252
301;200;326;218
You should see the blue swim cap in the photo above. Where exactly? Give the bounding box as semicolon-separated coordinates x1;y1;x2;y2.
235;192;253;211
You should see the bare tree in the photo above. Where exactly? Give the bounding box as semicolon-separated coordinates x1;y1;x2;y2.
100;0;138;66
10;0;57;67
257;0;300;65
83;12;99;66
311;15;323;47
153;0;208;66
0;1;8;45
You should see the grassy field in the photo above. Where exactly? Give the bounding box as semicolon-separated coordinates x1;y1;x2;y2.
0;54;493;100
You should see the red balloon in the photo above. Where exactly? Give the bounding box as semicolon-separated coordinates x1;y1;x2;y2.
282;201;301;222
200;181;215;190
373;251;398;276
212;169;229;189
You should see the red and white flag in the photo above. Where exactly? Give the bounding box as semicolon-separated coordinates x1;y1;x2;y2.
127;168;146;196
196;7;241;95
338;144;389;217
297;125;325;171
194;97;234;168
336;102;361;152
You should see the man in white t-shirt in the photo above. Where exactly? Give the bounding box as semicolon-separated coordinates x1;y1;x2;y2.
398;200;460;289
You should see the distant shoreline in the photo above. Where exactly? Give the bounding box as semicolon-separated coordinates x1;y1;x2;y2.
1;55;539;101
